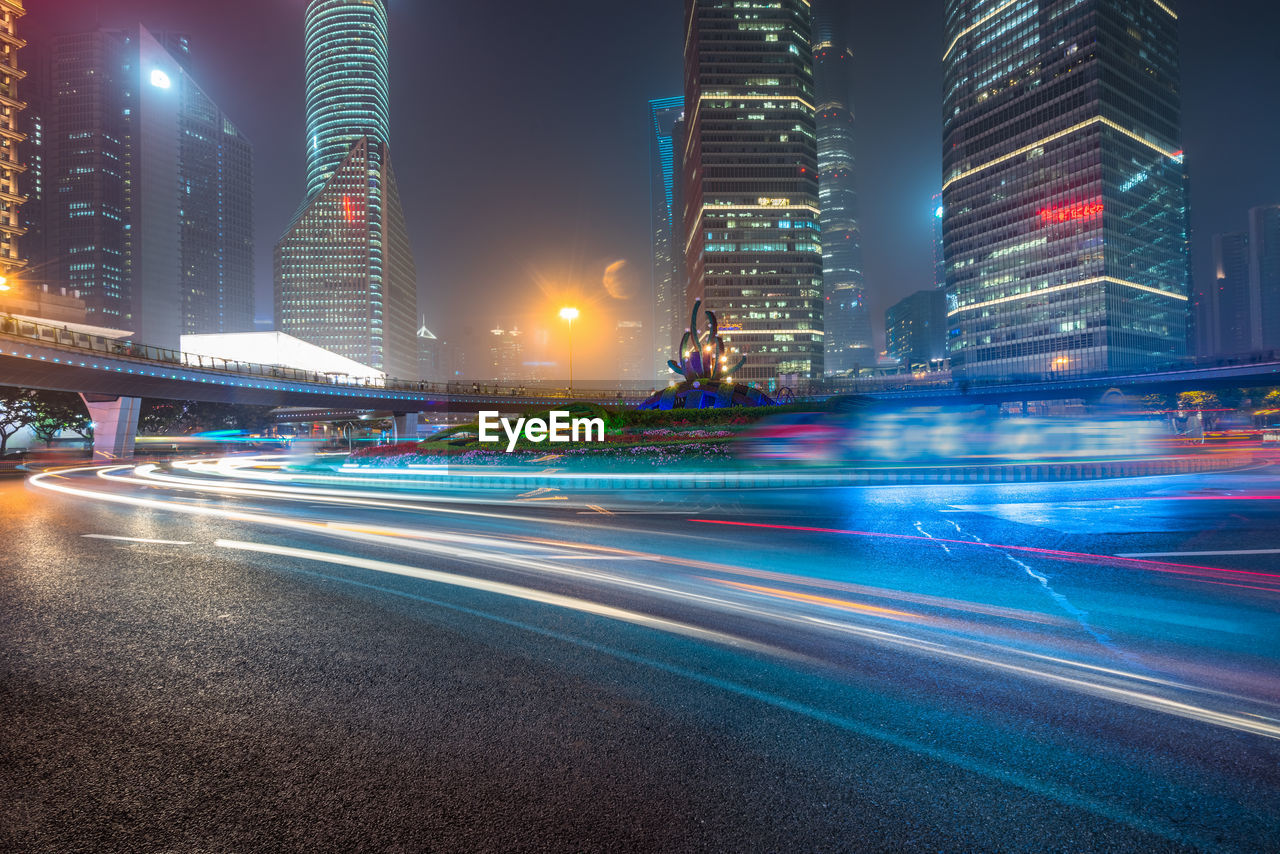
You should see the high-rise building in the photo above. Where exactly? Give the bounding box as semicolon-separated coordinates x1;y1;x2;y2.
616;320;647;381
1;0;27;281
683;0;824;384
649;96;684;378
932;193;946;290
20;36;46;281
276;0;417;380
1207;232;1252;356
33;26;253;346
942;0;1190;381
887;289;948;368
1252;205;1280;351
487;327;524;383
813;0;870;374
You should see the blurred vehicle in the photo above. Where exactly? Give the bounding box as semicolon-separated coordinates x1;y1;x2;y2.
738;405;1165;464
737;412;845;461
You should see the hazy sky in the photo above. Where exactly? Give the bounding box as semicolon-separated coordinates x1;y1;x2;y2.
25;1;1280;375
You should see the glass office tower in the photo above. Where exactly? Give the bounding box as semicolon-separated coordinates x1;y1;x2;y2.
683;0;824;384
813;0;871;374
276;0;418;380
650;96;684;378
304;0;390;199
34;25;253;346
942;0;1190;381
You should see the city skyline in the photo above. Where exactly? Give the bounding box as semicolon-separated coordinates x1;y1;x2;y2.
16;0;1280;378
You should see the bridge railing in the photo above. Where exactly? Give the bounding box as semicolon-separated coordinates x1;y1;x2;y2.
0;314;653;402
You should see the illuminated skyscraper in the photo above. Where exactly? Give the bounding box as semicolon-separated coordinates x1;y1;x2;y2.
33;25;253;346
942;0;1190;380
649;96;684;378
0;0;25;280
813;0;870;374
683;0;824;384
276;0;418;380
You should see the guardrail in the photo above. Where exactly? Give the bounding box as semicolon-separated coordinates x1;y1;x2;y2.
0;314;652;402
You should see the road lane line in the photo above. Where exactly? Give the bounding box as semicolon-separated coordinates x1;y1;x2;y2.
82;534;193;545
1117;548;1280;558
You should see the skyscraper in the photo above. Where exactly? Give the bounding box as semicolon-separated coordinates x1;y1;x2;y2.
0;0;26;280
1252;205;1280;351
813;0;870;374
886;289;948;368
33;26;253;346
932;193;946;290
942;0;1190;381
276;0;417;380
683;0;824;384
1208;232;1251;356
649;96;684;377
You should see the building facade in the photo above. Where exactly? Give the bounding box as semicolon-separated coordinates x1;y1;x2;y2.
886;289;948;368
276;0;418;380
0;0;26;281
942;0;1190;381
1252;205;1280;352
616;320;647;380
1207;232;1252;357
649;96;684;378
31;26;253;346
812;0;870;374
683;0;824;384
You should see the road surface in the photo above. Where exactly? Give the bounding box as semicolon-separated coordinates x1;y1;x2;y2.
3;457;1279;852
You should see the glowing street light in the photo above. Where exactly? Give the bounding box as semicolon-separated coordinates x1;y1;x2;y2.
559;307;579;392
0;276;9;292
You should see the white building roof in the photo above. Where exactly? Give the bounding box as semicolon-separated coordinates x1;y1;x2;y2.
180;331;385;380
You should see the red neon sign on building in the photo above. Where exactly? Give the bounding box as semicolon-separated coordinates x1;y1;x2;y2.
1039;200;1103;225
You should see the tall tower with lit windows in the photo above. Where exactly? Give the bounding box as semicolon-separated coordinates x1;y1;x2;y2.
31;25;252;347
275;0;418;380
942;0;1190;381
813;0;871;374
0;0;27;283
683;0;824;384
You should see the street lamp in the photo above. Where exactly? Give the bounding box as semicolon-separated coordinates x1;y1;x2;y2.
559;306;579;393
0;275;9;292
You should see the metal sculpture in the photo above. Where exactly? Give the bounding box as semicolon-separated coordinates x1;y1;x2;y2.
639;300;775;410
667;300;746;383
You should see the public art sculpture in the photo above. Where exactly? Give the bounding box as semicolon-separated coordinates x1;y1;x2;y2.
639;300;776;410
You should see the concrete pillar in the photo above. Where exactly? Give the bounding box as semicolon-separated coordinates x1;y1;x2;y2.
80;394;141;462
393;412;419;442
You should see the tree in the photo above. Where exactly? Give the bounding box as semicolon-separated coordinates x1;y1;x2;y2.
1262;390;1280;408
0;386;34;455
27;391;91;447
1177;391;1220;412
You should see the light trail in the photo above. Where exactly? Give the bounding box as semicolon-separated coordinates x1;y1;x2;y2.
29;462;1280;743
689;518;1280;591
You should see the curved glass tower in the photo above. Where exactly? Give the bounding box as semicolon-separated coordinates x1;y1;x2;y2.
276;0;418;381
304;0;390;198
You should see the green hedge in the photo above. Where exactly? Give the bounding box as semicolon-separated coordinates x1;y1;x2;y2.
423;401;826;443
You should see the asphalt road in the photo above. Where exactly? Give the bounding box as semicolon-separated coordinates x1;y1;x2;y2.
3;457;1280;852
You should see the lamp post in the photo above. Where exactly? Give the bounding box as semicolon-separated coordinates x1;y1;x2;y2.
559;306;579;393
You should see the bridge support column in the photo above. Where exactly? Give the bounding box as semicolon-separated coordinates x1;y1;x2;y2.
393;412;419;442
80;394;141;462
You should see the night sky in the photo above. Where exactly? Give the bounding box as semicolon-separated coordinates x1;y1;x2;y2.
25;1;1280;375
